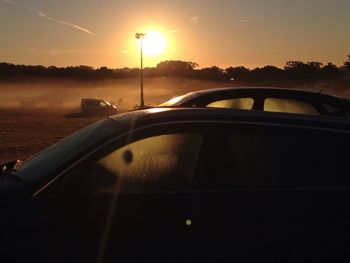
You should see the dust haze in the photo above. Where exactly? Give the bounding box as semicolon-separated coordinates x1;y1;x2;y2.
0;77;228;111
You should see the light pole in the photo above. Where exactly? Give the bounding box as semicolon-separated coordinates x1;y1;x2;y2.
135;32;146;108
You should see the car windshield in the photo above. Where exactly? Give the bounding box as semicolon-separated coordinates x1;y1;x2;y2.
158;92;198;106
17;118;119;184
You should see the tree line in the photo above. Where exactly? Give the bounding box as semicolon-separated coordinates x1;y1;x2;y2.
1;55;350;86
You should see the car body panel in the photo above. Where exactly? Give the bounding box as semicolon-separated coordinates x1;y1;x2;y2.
1;107;350;262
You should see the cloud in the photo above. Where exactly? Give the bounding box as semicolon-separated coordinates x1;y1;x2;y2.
2;0;27;9
57;21;95;35
37;11;54;21
120;50;129;54
1;0;95;35
190;16;200;24
169;29;178;33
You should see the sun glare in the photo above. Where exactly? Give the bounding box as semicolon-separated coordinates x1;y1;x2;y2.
143;31;166;57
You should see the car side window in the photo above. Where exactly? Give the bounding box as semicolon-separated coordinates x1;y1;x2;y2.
228;129;350;188
264;98;319;115
87;133;202;194
194;125;350;190
206;98;254;110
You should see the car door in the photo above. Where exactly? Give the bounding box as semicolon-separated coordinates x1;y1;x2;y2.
36;123;208;261
34;120;350;262
0;192;79;262
188;122;350;261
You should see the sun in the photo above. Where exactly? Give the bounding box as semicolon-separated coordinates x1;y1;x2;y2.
143;31;166;57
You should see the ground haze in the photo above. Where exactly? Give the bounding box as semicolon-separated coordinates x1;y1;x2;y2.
1;77;349;163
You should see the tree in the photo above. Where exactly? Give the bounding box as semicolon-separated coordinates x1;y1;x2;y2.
197;66;226;80
284;61;323;82
156;60;198;77
321;63;342;80
344;55;350;69
225;66;250;81
250;65;284;82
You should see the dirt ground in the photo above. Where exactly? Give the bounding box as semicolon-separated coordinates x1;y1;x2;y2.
0;108;103;163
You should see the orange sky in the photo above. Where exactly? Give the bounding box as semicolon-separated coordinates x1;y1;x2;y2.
1;0;350;69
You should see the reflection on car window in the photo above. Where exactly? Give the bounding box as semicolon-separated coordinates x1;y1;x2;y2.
264;98;319;115
206;98;254;110
17;119;118;184
91;133;202;194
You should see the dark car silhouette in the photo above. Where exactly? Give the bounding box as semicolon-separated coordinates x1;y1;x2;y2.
80;98;118;115
1;107;350;262
160;87;350;118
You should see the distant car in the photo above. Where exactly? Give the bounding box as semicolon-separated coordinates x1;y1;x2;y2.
80;98;118;115
1;107;350;262
159;87;350;118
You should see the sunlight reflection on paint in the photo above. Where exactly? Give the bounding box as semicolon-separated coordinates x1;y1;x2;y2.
146;108;169;114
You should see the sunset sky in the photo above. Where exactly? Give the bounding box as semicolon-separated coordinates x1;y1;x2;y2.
1;0;350;69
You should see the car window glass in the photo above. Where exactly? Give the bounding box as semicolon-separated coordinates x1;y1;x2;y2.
206;98;254;110
227;130;350;189
17;119;118;184
100;101;107;107
264;98;319;115
322;103;348;117
87;133;202;194
193;127;350;190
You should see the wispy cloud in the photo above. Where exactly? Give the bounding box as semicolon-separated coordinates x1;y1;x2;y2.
57;21;95;35
1;0;95;35
169;29;178;33
2;0;28;9
190;16;200;24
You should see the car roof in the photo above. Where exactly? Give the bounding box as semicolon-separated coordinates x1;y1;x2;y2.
186;87;350;103
109;107;350;133
161;86;350;105
82;98;105;101
182;86;346;98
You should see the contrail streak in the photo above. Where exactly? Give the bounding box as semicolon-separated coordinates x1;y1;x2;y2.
1;0;95;35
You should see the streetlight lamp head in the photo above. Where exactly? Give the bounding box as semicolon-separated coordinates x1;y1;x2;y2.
135;32;146;39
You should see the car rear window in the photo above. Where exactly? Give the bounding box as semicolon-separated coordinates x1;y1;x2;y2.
264;98;319;115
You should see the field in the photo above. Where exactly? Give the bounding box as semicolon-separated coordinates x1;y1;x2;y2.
1;77;349;164
0;108;103;163
0;77;226;163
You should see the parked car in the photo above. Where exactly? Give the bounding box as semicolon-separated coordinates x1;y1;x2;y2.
1;107;350;262
160;87;350;118
80;98;118;115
